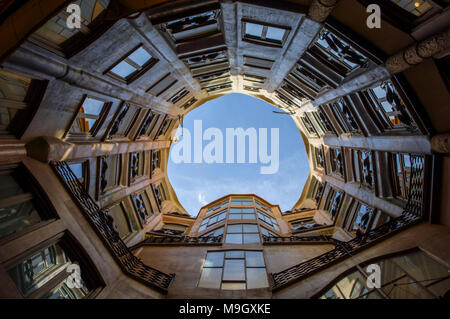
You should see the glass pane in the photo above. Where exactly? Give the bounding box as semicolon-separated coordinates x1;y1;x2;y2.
242;208;254;213
82;97;104;116
110;61;136;78
213;227;224;236
229;208;241;214
222;282;246;290
245;23;263;37
128;47;152;67
0;201;41;239
266;26;285;41
198;267;222;289
225;251;245;259
227;224;242;233
223;259;245;281
243;233;260;244
204;252;224;267
225;234;242;244
246;251;265;267
69;163;83;179
228;214;241;220
246;268;269;289
242;214;255;220
243;224;258;233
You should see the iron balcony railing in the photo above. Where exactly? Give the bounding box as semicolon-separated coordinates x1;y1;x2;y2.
133;233;223;247
271;155;425;291
51;161;174;293
263;234;336;244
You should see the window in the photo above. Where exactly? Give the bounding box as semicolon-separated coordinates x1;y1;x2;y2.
7;235;101;299
106;45;158;84
230;198;253;206
325;189;343;220
131;192;153;226
391;153;412;200
200;226;224;239
151;150;161;175
313;108;334;135
243;74;266;84
152;183;167;210
129;151;144;182
292;64;330;98
365;81;416;131
138;111;161;138
0;167;54;240
29;0;109;56
228;208;256;220
243;55;275;70
0;70;31;135
68;160;89;189
291;217;319;231
183;49;228;69
162;10;220;43
344;200;391;235
181;97;198;110
320;250;450;299
353;150;374;189
205;201;228;215
331;98;360;133
260;227;277;237
390;0;435;17
225;224;260;244
98;154;120;194
313;146;324;169
156;118;172;138
198;209;227;233
108;103;139;138
330;147;344;176
107;202;137;239
314;181;325;205
68;96;110;138
256;210;280;232
146;73;177;97
255;200;271;213
168;88;189;104
313;29;368;73
300;114;317;136
198;250;269;290
242;20;290;46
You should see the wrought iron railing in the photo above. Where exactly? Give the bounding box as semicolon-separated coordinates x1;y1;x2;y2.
271;155;425;291
51;161;174;292
133;234;223;247
263;234;335;244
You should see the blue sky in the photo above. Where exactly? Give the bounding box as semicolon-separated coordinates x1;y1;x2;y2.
167;93;309;216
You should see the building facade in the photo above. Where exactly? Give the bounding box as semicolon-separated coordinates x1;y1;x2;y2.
0;0;449;299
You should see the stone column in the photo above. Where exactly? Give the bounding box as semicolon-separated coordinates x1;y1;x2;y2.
307;0;339;23
431;133;450;153
386;27;450;74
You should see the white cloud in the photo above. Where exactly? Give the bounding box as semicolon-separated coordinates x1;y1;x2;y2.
197;192;208;206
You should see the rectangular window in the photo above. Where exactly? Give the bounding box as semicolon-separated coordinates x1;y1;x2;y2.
242;20;290;47
129;151;145;182
353;150;374;189
151;150;161;175
391;153;412;200
108;102;139;138
256;210;280;232
243;55;275;70
325;189;343;220
156;118;172;138
168;88;189;104
230;198;253;206
146;73;177;97
300;114;318;135
330;98;360;133
228;207;256;220
132;192;153;226
225;224;260;244
152;183;167;210
30;0;108;55
198;250;268;290
137;111;161;138
198;209;227;233
68;96;110;138
98;154;120;194
330;147;344;176
243;74;266;84
106;45;158;84
290;217;318;231
107;202;134;239
364;81;417;132
313;145;324;169
205;200;228;215
255;200;271;213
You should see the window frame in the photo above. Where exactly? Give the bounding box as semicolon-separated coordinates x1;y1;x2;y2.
241;19;291;47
